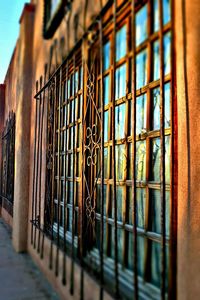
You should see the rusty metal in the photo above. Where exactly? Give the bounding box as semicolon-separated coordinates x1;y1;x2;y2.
131;0;138;299
158;0;166;298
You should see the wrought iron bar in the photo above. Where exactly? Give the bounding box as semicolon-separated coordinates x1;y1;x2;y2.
37;76;44;254
158;0;166;298
131;0;138;299
49;77;56;270
70;53;76;295
99;7;104;300
55;69;62;277
112;0;119;297
34;81;41;249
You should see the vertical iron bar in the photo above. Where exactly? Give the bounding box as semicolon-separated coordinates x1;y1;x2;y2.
37;76;44;253
158;0;166;299
31;81;39;245
70;54;76;295
169;1;177;298
49;77;56;270
62;61;69;286
99;9;104;300
55;69;62;276
34;81;41;249
112;1;119;297
41;65;48;259
131;0;138;299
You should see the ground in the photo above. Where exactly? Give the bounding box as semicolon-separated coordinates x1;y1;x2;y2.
0;218;59;300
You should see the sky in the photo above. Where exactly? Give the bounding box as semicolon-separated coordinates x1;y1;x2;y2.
0;0;28;83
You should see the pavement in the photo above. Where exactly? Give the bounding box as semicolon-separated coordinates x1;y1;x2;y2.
0;218;60;300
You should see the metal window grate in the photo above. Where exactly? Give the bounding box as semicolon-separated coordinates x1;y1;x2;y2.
31;1;177;299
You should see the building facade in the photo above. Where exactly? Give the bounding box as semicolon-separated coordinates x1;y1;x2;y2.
0;0;200;299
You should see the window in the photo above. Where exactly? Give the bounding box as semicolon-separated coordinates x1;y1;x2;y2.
32;0;176;299
43;0;71;39
0;112;15;216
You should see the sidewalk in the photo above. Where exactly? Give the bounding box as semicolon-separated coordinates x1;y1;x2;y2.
0;218;60;300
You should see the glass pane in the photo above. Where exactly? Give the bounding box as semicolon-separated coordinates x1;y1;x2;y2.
136;49;147;89
116;25;127;61
165;82;170;128
115;103;126;139
149;241;161;287
104;110;109;142
153;40;160;80
149;189;170;236
166;190;170;237
152;84;171;130
153;0;171;32
111;227;123;264
75;70;78;93
136;4;148;46
136;140;146;181
111;186;123;222
115;64;126;100
127;233;145;277
96;184;107;215
104;147;108;179
67;208;72;232
137;236;145;277
103;41;110;71
127;187;145;228
152;87;160;130
164;32;171;75
104;75;110;105
150;138;160;182
163;0;171;25
95;220;107;252
136;94;147;135
153;0;159;32
165;135;170;184
115;144;126;180
68;181;73;204
149;189;161;234
68;154;73;177
79;66;83;89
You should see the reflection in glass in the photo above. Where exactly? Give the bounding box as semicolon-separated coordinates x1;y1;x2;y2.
116;25;127;61
104;110;109;142
150;138;160;182
136;140;146;181
96;184;107;215
68;181;73;204
128;188;145;228
115;64;126;99
115;103;126;139
104;147;108;178
136;94;147;135
136;50;147;89
153;0;171;32
95;220;107;252
163;0;171;25
153;40;160;80
165;135;170;184
75;71;78;93
152;87;160;130
103;41;110;71
127;233;145;277
111;227;123;264
164;32;171;75
152;84;171;130
67;208;72;232
165;82;170;128
111;186;123;222
115;144;126;180
67;79;70;98
136;4;148;46
149;189;161;234
149;241;161;287
104;75;110;105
